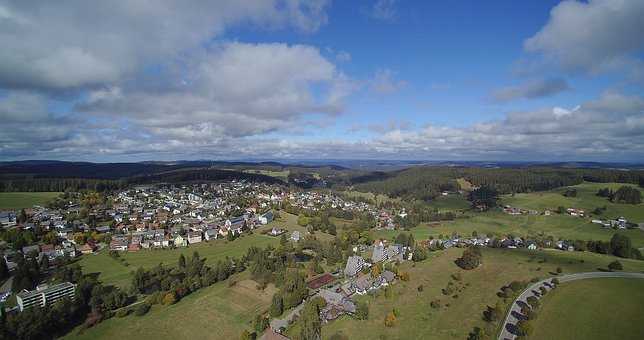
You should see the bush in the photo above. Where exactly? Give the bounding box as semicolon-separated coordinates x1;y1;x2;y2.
135;303;151;316
355;301;369;320
455;247;482;270
162;291;177;305
551;278;560;285
608;260;623;271
556;267;562;274
430;299;442;309
516;320;534;336
384;311;396;327
115;309;130;318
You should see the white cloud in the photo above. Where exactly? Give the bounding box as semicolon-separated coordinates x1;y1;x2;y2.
369;69;407;94
525;0;644;77
0;0;330;90
491;78;569;102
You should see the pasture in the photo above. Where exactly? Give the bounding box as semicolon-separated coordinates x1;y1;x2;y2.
315;248;644;340
502;182;644;222
64;272;276;340
0;192;61;210
528;278;644;340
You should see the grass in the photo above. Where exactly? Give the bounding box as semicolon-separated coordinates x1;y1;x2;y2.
0;192;61;210
457;178;473;191
425;194;471;211
241;169;290;181
373;210;644;248
528;278;644;340
342;190;400;204
64;272;276;340
315;248;644;340
502;182;644;222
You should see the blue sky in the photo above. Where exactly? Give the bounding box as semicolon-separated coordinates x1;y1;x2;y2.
1;0;644;162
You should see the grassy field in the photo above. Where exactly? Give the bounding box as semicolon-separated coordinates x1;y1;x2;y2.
342;190;401;204
64;272;276;340
502;182;644;222
528;278;644;340
425;194;471;211
0;192;61;210
242;169;290;181
313;248;644;340
76;212;331;288
372;211;644;248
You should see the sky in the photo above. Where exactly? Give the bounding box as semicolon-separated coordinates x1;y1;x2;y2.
1;0;644;162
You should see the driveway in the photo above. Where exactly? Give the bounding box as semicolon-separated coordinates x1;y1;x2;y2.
498;271;644;340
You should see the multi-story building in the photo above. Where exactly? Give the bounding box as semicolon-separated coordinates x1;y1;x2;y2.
17;282;76;311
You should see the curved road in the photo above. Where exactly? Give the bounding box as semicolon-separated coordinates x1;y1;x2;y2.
498;271;644;340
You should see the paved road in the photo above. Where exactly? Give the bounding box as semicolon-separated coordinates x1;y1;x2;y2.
498;271;644;340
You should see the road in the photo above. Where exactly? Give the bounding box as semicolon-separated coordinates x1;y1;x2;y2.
498;271;644;340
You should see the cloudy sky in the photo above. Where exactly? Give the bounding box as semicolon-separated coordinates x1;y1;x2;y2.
1;0;644;162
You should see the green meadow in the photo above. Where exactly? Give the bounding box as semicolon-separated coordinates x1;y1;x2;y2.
502;182;644;222
0;192;61;210
314;248;644;340
529;277;644;340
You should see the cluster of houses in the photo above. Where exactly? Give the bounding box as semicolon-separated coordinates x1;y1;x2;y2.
591;216;629;229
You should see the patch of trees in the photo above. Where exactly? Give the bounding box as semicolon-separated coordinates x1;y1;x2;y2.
0;177;126;192
299;296;326;340
132;251;242;297
583;233;641;260
468;186;498;210
455;246;482;270
562;188;577;197
269;270;309;317
611;186;642;204
2;265;132;340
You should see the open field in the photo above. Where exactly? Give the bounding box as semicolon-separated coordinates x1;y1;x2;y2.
76;212;331;288
342;190;400;204
314;248;644;340
502;182;644;222
425;194;471;211
528;278;644;340
372;211;644;248
64;272;276;340
241;169;290;181
0;192;60;210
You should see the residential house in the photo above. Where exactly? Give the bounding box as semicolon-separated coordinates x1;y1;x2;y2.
344;256;365;277
174;234;187;247
187;231;202;244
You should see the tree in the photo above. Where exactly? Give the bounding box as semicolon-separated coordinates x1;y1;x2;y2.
162;291;177;305
468;186;498;210
516;320;533;336
269;294;283;317
608;260;623;271
371;263;382;278
467;327;486;340
0;257;9;280
455;246;482;270
610;233;632;258
253;315;269;333
135;303;151;316
355;301;369;320
178;254;186;269
300;300;322;340
611;186;641;204
384;311;396;327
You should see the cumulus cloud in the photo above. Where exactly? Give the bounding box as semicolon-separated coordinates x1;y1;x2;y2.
524;0;644;77
491;78;570;102
0;0;330;90
77;42;353;142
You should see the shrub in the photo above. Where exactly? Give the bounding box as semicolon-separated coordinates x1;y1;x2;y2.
455;246;482;270
115;309;130;318
162;291;177;305
556;267;562;274
430;299;442;309
451;273;463;281
608;260;623;271
417;285;424;292
384;311;396;327
551;278;560;285
526;296;539;309
135;303;151;316
355;301;369;320
516;320;534;336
